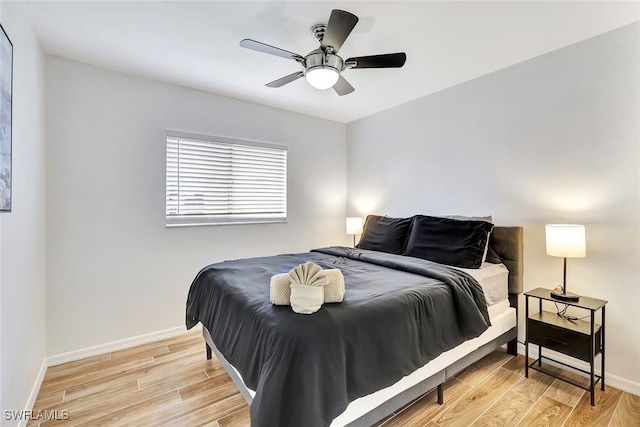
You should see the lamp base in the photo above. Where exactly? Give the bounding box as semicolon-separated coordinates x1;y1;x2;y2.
550;290;580;302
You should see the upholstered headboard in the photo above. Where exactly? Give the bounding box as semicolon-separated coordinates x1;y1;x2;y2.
486;226;524;295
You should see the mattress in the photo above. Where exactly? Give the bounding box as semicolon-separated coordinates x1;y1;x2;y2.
456;262;509;306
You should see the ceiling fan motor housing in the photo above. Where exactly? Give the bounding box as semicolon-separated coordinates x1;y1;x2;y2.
303;50;343;75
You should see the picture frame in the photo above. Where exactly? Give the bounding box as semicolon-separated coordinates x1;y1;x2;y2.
0;22;11;212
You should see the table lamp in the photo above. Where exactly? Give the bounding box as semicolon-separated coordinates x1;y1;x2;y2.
545;224;586;301
346;217;363;247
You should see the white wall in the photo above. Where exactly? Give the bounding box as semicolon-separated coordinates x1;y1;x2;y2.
45;56;347;355
0;1;47;424
347;23;639;388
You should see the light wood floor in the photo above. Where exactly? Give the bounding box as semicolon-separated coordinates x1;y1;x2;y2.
29;329;639;427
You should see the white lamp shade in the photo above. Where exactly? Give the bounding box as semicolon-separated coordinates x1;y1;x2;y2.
346;217;364;235
306;67;339;90
545;224;586;258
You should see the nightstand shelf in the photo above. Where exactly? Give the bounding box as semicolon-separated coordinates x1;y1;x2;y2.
524;287;607;406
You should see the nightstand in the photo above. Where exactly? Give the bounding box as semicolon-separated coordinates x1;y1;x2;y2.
524;287;607;406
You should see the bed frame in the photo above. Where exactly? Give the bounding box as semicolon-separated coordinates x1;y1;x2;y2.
203;226;523;426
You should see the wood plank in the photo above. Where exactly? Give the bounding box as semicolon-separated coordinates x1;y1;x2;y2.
71;390;182;427
204;362;229;379
383;378;471;426
166;333;204;352
139;369;209;395
39;388;181;427
121;390;246;427
470;390;534;426
501;354;536;376
63;372;143;403
509;369;555;401
152;342;205;365
153;393;247;427
178;373;236;401
46;352;112;375
148;329;201;350
610;392;640;427
517;395;573;427
137;359;214;389
32;390;65;411
62;380;140;410
216;407;250;427
110;343;170;360
61;351;205;402
435;367;521;426
543;376;585;407
453;350;513;386
562;386;623;427
63;365;165;403
38;357;155;396
45;353;149;383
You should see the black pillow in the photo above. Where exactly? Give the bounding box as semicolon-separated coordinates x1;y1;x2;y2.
404;215;494;268
357;215;412;254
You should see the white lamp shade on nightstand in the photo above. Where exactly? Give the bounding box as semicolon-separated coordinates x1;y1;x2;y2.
545;224;586;258
346;217;364;235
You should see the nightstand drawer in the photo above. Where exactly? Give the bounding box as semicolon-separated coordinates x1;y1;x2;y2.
527;313;601;362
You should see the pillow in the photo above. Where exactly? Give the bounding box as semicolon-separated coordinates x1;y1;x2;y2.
442;215;493;263
357;215;412;254
404;215;494;268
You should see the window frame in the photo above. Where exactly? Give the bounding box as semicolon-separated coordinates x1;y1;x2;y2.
165;130;287;227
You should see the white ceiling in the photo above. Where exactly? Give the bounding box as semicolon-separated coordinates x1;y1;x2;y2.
26;1;640;123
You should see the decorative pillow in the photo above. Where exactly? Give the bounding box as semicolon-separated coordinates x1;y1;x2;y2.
357;215;412;254
404;215;494;268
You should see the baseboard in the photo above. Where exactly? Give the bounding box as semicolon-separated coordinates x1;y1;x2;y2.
17;359;48;427
517;342;640;397
47;325;189;367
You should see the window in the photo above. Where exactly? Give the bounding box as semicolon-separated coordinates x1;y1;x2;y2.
166;131;287;226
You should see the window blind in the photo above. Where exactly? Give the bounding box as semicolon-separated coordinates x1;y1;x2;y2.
166;131;287;226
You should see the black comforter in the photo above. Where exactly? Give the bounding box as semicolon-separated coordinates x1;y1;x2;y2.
186;247;490;427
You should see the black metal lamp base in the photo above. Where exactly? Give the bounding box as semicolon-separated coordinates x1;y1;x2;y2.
550;290;580;302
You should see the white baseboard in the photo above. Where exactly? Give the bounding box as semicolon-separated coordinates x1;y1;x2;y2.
47;325;190;367
17;359;48;427
517;342;640;397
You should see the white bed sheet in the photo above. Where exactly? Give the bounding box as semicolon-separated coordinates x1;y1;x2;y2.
456;262;509;306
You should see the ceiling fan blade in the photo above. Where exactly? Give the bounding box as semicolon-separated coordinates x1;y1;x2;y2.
266;72;305;88
345;53;407;69
333;75;355;96
240;39;303;61
321;9;359;53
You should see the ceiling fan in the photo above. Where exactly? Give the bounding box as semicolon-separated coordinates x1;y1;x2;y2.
240;9;407;96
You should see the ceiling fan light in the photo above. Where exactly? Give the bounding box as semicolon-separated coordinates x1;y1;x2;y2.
306;66;340;90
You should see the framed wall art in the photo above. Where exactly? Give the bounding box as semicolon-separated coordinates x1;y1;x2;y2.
0;22;11;212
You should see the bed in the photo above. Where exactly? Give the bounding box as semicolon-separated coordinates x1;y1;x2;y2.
186;216;523;427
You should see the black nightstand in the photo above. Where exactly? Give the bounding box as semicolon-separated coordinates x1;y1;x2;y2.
524;287;607;406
